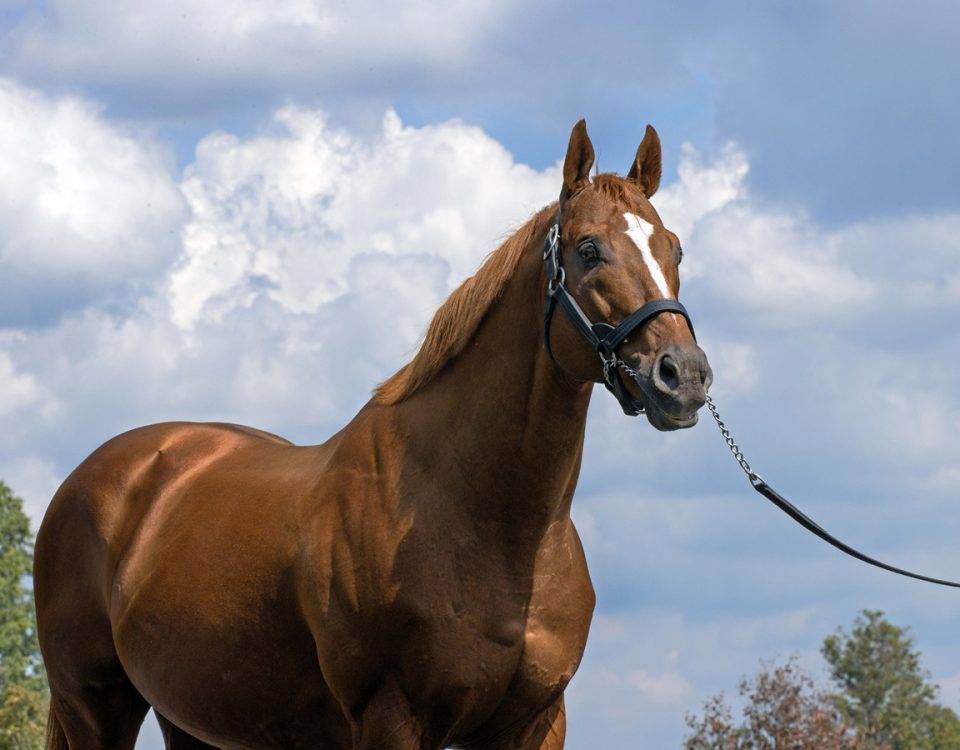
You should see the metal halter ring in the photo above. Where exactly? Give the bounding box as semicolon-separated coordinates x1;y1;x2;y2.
600;354;618;386
543;223;560;260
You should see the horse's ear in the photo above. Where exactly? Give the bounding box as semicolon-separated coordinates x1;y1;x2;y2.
562;119;595;199
627;124;662;198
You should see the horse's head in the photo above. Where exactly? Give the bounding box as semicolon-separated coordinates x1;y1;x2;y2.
544;120;712;431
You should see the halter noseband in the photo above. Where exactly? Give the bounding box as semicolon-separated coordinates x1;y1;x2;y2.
542;208;695;416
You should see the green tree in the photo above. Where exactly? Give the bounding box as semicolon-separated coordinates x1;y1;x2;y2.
0;481;46;749
684;656;870;749
822;610;960;750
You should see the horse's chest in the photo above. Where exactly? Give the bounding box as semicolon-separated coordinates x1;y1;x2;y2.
399;527;595;736
402;593;584;739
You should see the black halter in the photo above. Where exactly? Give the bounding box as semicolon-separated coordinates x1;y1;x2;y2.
542;209;695;416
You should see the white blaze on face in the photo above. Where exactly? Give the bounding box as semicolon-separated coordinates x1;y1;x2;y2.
623;212;673;299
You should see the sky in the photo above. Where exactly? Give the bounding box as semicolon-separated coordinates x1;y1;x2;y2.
4;0;960;747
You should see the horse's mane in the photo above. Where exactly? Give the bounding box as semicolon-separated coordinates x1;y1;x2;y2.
374;204;555;405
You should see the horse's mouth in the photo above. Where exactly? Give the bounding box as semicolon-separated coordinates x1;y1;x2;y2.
644;397;700;431
618;344;710;431
620;370;702;431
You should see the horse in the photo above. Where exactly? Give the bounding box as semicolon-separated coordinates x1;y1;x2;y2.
36;119;711;750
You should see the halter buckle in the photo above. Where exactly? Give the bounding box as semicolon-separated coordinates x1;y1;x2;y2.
548;265;565;292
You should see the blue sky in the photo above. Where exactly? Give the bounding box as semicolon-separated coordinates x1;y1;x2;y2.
4;1;960;747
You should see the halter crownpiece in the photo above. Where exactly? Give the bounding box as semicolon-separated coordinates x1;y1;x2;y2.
541;209;695;416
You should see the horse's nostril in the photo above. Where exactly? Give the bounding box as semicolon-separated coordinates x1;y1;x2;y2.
658;355;679;393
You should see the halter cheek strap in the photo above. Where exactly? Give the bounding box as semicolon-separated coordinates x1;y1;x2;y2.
542;214;695;416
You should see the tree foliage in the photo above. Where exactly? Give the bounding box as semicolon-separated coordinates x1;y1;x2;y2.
0;481;46;750
684;656;867;750
685;610;960;750
822;610;960;750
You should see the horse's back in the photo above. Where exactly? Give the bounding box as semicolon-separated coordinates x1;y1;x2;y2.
42;423;286;558
36;421;301;625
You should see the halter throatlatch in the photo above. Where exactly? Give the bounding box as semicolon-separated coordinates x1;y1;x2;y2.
542;209;695;416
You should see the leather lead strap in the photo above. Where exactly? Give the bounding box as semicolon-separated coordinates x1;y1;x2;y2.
752;478;960;588
708;395;960;588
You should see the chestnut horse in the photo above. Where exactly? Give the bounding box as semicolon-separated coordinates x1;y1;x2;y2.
36;120;711;750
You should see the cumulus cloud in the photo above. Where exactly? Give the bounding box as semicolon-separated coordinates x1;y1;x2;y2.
0;78;185;324
1;0;512;105
4;85;960;750
656;143;750;240
6;88;960;563
0;348;40;416
0;455;60;528
703;340;760;397
171;107;557;329
628;651;693;703
566;652;691;712
1;93;563;526
645;142;878;325
689;201;877;323
837;213;960;311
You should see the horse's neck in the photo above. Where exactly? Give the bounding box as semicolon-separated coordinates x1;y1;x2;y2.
397;244;593;537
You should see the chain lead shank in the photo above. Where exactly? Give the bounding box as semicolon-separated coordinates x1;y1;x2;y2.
705;395;762;486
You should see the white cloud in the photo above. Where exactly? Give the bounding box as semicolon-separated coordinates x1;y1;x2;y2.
566;654;692;710
628;651;693;704
2;0;512;96
875;389;959;462
650;142;879;325
170;107;557;329
0;348;39;414
6;87;960;570
656;143;749;239
845;381;960;496
0;93;564;512
0;78;185;321
701;339;759;397
835;213;960;311
691;203;877;321
0;455;60;529
4;89;960;750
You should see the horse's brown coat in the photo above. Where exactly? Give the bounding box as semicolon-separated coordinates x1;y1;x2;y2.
36;121;709;749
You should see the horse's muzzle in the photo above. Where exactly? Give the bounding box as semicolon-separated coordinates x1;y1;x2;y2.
639;343;712;431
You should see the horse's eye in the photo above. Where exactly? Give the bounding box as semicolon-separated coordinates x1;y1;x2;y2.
678;245;684;265
578;241;600;268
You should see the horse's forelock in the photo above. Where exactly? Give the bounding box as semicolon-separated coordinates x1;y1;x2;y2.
591;172;646;212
